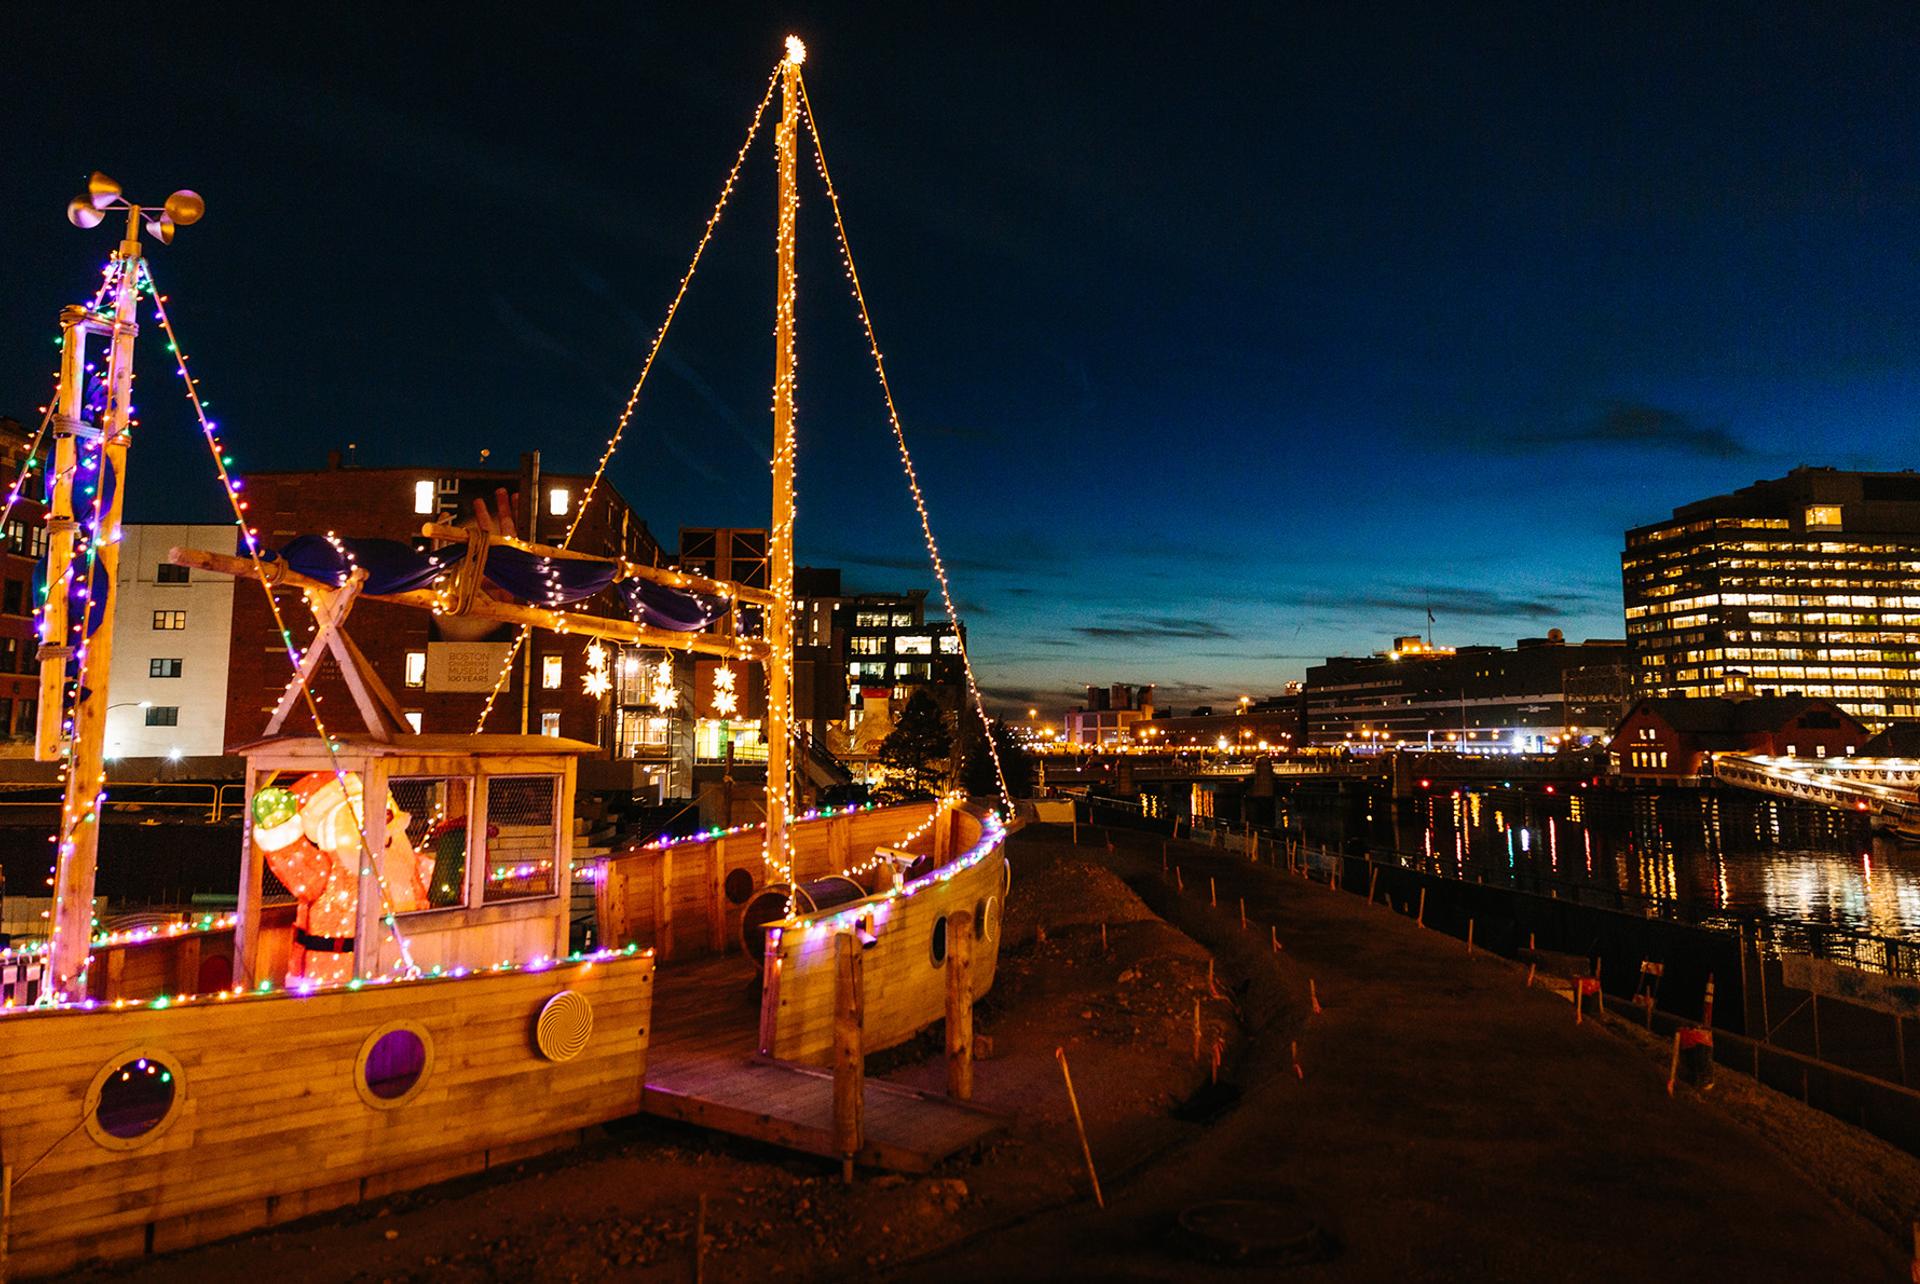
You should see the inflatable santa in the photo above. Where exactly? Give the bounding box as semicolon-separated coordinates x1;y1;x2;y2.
250;772;434;986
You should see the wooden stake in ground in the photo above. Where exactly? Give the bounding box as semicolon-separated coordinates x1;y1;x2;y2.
1055;1047;1104;1209
1176;867;1184;893
1210;876;1217;908
1667;1030;1682;1097
946;910;975;1101
1271;925;1281;953
833;931;865;1183
1290;1039;1303;1080
1310;979;1321;1015
1193;999;1202;1061
1239;897;1247;929
695;1192;708;1284
1416;888;1426;928
1367;867;1379;904
1100;922;1108;953
1466;919;1475;956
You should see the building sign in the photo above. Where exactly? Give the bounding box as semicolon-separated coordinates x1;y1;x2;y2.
426;642;516;693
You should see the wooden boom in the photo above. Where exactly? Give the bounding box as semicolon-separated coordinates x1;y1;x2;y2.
170;546;768;662
418;523;778;608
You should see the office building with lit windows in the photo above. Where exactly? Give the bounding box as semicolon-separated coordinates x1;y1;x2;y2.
1623;468;1920;727
1302;633;1629;751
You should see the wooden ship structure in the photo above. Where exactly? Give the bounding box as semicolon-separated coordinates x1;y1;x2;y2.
0;40;1010;1278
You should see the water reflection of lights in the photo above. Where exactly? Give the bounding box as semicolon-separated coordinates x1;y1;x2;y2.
1380;784;1920;939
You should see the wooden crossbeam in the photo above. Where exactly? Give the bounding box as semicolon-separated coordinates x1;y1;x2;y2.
419;522;777;608
169;546;766;662
263;568;368;737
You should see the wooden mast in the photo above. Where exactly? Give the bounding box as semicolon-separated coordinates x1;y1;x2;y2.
766;37;804;871
44;208;145;997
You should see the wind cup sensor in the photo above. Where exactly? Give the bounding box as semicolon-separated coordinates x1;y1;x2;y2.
65;170;205;245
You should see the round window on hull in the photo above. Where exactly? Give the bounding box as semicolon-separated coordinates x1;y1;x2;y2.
356;1022;433;1108
85;1048;184;1150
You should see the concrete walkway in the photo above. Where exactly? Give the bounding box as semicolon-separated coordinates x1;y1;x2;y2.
909;829;1905;1282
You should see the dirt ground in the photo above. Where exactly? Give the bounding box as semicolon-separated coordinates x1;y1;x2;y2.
77;823;1920;1282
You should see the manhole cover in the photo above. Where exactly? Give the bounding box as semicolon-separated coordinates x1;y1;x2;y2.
1175;1198;1327;1266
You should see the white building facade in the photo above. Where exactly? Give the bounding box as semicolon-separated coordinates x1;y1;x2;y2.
104;524;237;759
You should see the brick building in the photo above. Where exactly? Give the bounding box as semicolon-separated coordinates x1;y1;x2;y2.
221;454;665;756
1606;695;1867;783
0;418;45;752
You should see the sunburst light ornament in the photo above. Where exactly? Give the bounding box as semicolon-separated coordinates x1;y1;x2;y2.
581;641;611;698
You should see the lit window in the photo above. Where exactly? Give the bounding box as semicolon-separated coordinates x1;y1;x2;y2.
1806;505;1842;529
542;655;563;689
149;658;183;679
413;480;435;516
151;610;187;630
548;487;571;517
404;650;427;688
404;711;423;733
540;711;561;737
897;635;933;655
938;635;960;654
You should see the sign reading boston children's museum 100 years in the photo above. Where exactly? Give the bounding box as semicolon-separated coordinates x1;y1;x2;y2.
427;641;518;693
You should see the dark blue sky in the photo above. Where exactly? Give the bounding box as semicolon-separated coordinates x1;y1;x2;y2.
7;4;1919;713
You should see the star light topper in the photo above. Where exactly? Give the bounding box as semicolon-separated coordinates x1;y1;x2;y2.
784;34;806;66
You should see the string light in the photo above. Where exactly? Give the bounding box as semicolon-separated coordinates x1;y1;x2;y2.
2;942;650;1017
139;262;418;975
473;63;783;734
796;74;1012;815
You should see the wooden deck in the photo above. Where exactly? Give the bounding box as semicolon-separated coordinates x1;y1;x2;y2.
642;953;1006;1172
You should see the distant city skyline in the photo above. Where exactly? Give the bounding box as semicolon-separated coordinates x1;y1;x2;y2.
7;7;1918;712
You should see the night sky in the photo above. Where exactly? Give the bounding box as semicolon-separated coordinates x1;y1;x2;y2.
7;5;1920;714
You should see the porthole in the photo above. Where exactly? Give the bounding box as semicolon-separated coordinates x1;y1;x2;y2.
982;895;1000;943
84;1047;184;1150
724;868;754;905
355;1021;433;1109
930;915;949;967
973;899;988;939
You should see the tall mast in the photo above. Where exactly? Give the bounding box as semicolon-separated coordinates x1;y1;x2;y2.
41;176;201;998
43;210;143;996
766;36;804;873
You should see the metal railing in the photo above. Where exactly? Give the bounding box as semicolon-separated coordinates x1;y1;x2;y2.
0;781;246;824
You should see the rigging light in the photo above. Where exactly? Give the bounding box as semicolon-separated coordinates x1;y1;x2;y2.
784;34;806;66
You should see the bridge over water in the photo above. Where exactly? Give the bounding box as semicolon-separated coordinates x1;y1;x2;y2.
1712;754;1920;834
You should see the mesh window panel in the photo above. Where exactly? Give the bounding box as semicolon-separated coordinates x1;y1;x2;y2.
391;777;475;909
485;775;559;903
